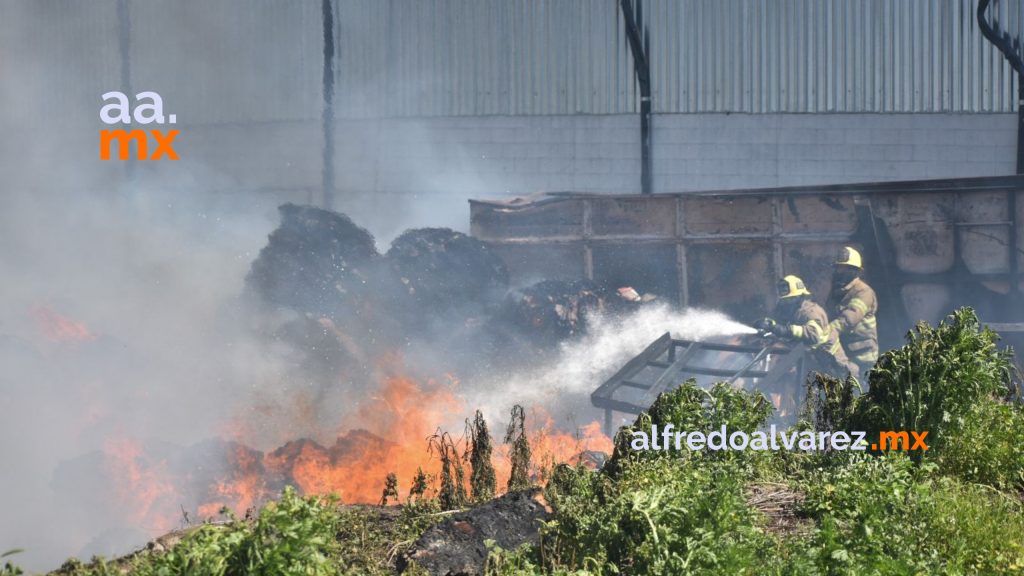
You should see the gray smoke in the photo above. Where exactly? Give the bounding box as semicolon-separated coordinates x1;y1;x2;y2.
0;3;498;571
0;3;751;572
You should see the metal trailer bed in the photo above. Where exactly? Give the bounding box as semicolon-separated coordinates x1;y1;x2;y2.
591;332;809;436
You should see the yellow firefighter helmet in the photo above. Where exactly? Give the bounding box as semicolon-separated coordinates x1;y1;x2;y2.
835;246;863;270
777;275;811;299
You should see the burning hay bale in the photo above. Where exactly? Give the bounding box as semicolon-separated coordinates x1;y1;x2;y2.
244;205;616;375
398;488;552;576
385;227;509;320
246;203;379;318
262;431;399;498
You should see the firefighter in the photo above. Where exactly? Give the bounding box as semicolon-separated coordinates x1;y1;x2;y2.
756;275;850;374
827;246;878;376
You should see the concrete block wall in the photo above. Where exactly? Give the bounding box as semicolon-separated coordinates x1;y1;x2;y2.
58;112;1014;240
317;113;1017;238
327;113;1017;201
652;114;1017;191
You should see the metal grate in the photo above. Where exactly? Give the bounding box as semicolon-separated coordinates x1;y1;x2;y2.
591;332;809;435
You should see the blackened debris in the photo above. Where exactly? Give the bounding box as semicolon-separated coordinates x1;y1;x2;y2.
500;279;606;344
399;488;552;576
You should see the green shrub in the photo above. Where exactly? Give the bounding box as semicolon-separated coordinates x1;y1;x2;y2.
133;486;340;576
938;399;1024;491
800;372;860;433
606;380;775;476
853;307;1014;457
516;459;779;575
791;453;1024;575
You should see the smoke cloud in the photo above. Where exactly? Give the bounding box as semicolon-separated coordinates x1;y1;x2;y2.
0;4;757;572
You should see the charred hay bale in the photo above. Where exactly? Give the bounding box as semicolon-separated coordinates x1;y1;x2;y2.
398;488;552;576
246;204;379;317
499;279;606;343
385;228;508;316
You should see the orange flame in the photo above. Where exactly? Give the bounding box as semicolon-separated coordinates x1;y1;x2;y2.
108;361;613;527
33;306;95;343
494;406;614;487
275;369;464;503
103;438;179;532
197;444;266;518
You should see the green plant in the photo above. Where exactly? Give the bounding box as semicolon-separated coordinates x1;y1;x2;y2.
938;399;1024;490
505;405;532;492
511;458;779;575
380;472;400;506
800;372;860;433
409;467;430;502
130;486;340;576
39;319;1024;576
853;307;1014;458
428;430;467;511
1;550;23;576
791;453;1024;574
467;410;497;502
606;379;775;476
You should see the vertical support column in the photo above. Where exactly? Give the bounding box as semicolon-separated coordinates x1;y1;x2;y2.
321;0;336;209
675;196;689;307
1010;188;1019;286
639;0;652;195
1012;75;1022;285
583;198;594;280
620;0;652;195
1017;74;1024;175
640;93;652;195
771;197;785;285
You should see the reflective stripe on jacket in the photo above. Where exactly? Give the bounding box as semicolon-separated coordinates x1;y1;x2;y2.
788;299;850;367
828;277;879;365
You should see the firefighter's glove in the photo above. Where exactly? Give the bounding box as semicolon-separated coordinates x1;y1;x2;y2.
755;317;778;337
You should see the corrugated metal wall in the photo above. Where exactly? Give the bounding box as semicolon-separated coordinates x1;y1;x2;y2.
339;0;1024;115
3;0;1024;122
646;0;1024;113
334;0;638;116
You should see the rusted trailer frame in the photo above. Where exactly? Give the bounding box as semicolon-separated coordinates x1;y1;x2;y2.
589;332;809;435
471;175;1024;349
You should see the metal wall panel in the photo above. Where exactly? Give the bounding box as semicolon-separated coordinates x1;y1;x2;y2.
332;0;1024;116
3;0;1024;121
129;0;323;124
332;0;636;116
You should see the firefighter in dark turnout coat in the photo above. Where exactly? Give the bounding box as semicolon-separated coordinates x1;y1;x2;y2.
827;246;879;375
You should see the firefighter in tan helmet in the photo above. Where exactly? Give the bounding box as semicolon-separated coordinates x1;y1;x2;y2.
756;275;850;373
827;246;878;376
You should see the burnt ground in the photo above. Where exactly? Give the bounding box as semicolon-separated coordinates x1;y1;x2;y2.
398;489;552;576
